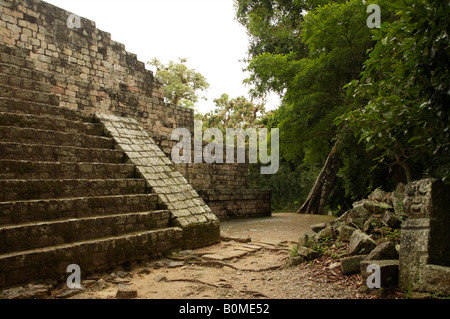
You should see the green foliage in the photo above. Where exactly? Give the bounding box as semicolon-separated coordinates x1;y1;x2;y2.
249;159;320;211
289;244;299;257
237;0;391;210
236;0;448;212
196;93;266;132
148;58;209;108
339;0;450;182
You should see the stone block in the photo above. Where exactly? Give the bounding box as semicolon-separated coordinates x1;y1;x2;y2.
311;223;327;233
340;255;367;275
317;226;336;241
360;260;399;287
381;211;402;228
349;230;376;255
297;246;319;261
366;241;399;260
336;225;356;242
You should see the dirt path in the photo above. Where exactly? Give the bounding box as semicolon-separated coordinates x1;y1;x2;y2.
42;213;379;299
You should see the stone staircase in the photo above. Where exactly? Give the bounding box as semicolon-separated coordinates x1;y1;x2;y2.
0;87;182;287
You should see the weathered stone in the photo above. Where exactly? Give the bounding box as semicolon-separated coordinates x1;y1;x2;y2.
421;264;450;295
168;261;184;268
336;225;357;242
115;271;129;278
346;206;371;228
340;255;367;275
311;223;327;233
350;217;365;230
297;231;316;248
289;256;305;266
349;230;377;255
153;274;167;282
0;0;271;286
316;226;335;242
381;211;402;228
363;217;383;233
56;288;86;299
328;262;340;270
329;218;346;228
391;190;406;217
368;188;389;203
361;260;399;287
357;199;393;214
1;284;53;299
366;241;399;260
297;246;319;261
92;279;109;291
115;285;138;299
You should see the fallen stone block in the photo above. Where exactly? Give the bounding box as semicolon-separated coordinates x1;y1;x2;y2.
349;230;376;255
340;255;367;275
336;225;356;242
381;211;402;228
366;241;398;260
360;260;399;288
311;223;327;233
297;231;316;248
297;246;319;261
317;226;336;241
368;188;390;203
356;199;393;214
115;284;138;299
363;217;382;233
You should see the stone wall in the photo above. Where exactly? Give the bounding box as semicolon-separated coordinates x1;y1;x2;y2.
201;189;271;220
399;178;450;294
0;0;192;138
95;113;220;248
0;0;272;220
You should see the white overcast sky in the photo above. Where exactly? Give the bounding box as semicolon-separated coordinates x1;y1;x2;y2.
43;0;281;114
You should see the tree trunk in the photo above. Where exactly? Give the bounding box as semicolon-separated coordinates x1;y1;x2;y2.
296;141;341;215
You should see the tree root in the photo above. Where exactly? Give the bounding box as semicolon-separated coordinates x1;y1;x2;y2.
189;258;284;272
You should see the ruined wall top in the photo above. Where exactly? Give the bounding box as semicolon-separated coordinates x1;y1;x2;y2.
1;0;194;135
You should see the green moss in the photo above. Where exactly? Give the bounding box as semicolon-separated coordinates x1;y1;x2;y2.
15;162;35;176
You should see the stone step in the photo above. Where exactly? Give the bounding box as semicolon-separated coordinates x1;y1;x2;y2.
0;112;106;137
0;61;47;84
0;160;136;180
0;97;89;122
0;178;147;201
0;126;114;149
0;210;171;254
0;84;59;106
0;194;159;226
0;227;183;288
0;71;52;94
0;142;125;163
0;44;29;59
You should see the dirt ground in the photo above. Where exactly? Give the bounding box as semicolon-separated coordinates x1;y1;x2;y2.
41;213;402;299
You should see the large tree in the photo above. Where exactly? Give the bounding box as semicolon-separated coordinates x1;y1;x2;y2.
236;0;389;214
339;0;450;183
196;93;266;131
148;58;209;108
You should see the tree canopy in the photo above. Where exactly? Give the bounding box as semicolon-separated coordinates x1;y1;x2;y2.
235;0;449;213
148;58;209;108
339;0;450;182
196;93;266;132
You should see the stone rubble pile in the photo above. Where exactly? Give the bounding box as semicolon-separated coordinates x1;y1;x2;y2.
294;185;407;289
